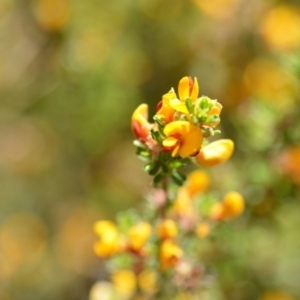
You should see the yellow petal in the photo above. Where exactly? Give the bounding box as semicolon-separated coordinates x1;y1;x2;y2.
164;121;190;136
195;139;234;167
162;136;178;148
208;101;223;116
169;98;189;114
131;103;148;125
178;76;190;101
171;145;180;157
179;125;203;158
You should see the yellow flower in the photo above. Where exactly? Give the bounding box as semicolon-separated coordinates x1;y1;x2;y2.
160;240;183;269
169;76;199;114
111;270;136;299
131;104;152;143
185;170;210;197
155;89;177;124
210;191;245;220
162;121;203;158
127;222;152;252
195;139;234;167
93;221;120;257
156;219;178;240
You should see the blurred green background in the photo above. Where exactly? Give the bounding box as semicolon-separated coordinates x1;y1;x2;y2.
0;0;300;299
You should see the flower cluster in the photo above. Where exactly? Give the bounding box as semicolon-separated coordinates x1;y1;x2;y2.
91;77;244;299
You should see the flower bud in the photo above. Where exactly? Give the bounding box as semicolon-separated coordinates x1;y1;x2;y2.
195;139;234;167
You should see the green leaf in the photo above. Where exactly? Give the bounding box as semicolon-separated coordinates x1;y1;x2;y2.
161;163;169;173
171;171;186;186
153;172;166;186
160;152;170;163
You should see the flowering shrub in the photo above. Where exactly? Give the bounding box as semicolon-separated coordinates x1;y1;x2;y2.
91;76;244;299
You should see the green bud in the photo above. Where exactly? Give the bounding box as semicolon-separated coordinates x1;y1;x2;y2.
153;115;165;128
144;161;160;175
185;97;194;114
168;160;184;169
150;129;163;142
153;172;166;186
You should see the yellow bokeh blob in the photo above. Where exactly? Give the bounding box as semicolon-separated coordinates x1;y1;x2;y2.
35;0;71;31
259;290;294;300
260;5;300;51
192;0;240;20
243;58;297;109
0;212;48;280
111;270;136;298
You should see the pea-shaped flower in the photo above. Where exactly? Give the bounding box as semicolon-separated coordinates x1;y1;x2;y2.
163;121;203;158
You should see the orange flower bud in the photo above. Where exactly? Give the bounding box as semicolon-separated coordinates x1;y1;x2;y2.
207;101;223;127
156;219;178;240
131;104;152;143
195;139;234;167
